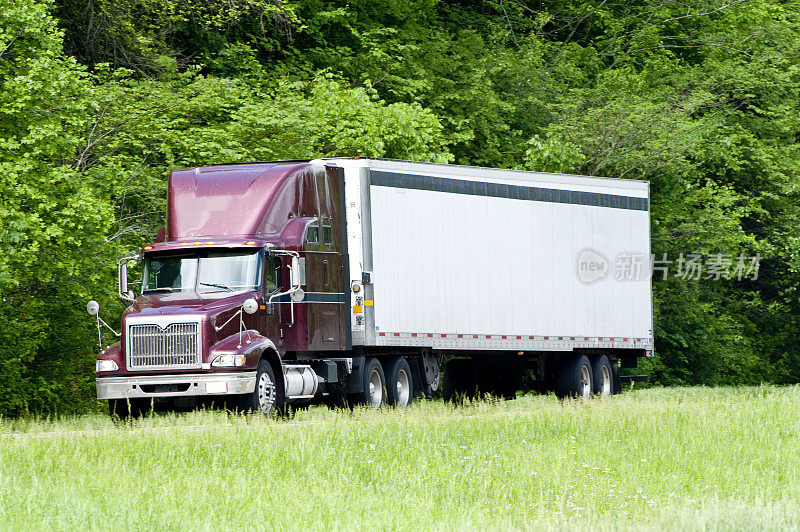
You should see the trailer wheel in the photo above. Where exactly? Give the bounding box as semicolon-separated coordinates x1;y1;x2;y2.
384;357;413;407
360;357;386;408
556;355;593;398
592;355;613;396
241;359;284;416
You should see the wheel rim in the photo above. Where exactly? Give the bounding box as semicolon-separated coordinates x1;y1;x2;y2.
367;368;383;407
579;365;591;398
599;365;611;396
257;371;276;413
395;368;410;406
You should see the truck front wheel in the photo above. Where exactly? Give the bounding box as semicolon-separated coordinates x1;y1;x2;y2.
242;359;285;416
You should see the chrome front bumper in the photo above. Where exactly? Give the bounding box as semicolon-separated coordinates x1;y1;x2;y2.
96;372;257;400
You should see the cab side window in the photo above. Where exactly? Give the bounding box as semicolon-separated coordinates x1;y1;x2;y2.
264;255;280;293
306;226;319;244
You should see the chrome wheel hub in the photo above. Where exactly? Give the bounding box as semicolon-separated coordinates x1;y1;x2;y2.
258;371;276;413
368;369;383;407
579;365;592;398
395;368;410;406
599;365;611;396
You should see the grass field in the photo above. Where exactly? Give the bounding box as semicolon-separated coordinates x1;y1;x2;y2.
1;386;800;530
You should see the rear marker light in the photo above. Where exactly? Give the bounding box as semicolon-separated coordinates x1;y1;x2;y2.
245;241;256;245
143;245;153;251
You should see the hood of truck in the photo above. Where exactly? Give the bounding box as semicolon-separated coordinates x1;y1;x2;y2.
125;291;256;319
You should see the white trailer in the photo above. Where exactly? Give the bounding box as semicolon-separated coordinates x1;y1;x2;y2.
331;158;653;398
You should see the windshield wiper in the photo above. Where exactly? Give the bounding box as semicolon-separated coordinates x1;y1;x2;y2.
199;282;232;291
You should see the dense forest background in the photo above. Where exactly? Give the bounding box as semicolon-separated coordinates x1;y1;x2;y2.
1;0;798;415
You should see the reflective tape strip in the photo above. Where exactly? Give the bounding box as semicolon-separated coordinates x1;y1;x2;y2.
364;300;374;306
353;305;363;313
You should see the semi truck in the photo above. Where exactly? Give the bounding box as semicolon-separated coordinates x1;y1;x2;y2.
89;158;653;417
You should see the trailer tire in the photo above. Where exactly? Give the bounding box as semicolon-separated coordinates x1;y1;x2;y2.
241;359;285;416
556;354;593;398
384;357;413;407
591;355;613;396
359;357;386;408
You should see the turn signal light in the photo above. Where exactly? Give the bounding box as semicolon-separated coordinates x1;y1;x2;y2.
211;354;246;367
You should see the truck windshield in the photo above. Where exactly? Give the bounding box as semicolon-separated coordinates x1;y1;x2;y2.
143;250;263;294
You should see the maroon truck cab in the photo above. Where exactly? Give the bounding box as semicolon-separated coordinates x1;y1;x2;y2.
94;161;351;416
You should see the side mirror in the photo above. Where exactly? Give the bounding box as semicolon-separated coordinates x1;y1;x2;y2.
290;256;300;287
119;262;128;295
242;298;258;315
117;256;138;302
87;300;99;316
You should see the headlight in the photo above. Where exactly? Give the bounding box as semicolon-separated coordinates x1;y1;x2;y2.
96;359;119;372
211;354;246;367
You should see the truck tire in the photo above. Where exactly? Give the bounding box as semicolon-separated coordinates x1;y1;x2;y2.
384;357;413;407
108;398;148;419
591;355;614;396
360;357;386;408
556;354;593;398
241;359;285;416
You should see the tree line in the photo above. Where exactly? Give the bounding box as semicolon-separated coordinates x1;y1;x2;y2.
1;0;798;415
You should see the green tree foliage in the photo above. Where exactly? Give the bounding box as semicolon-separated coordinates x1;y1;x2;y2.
0;0;117;414
1;0;799;414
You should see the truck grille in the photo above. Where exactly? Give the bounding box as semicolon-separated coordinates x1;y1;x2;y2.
127;322;201;369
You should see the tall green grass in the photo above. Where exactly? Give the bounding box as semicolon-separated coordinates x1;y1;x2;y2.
1;387;799;530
